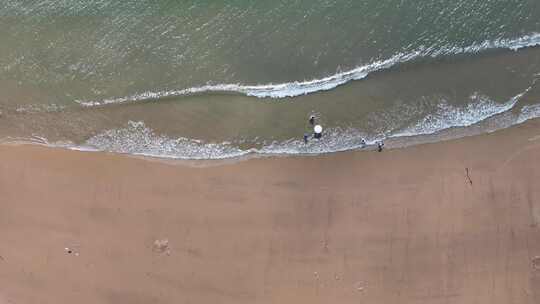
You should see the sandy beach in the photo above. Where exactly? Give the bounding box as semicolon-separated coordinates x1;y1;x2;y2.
1;119;540;304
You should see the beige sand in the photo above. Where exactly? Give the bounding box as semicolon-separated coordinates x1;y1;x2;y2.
1;120;540;304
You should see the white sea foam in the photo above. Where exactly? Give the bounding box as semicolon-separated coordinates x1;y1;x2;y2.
517;103;540;125
391;90;526;137
78;92;524;160
83;121;250;160
75;33;540;107
75;51;419;106
75;121;379;159
258;128;378;155
429;33;540;56
15;103;66;113
7;95;540;161
42;84;536;160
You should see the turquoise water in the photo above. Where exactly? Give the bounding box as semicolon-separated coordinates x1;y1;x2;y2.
1;1;540;158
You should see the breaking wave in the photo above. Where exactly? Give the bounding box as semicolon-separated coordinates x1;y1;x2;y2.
391;89;530;137
76;33;540;107
67;94;528;160
83;121;250;160
79;121;377;159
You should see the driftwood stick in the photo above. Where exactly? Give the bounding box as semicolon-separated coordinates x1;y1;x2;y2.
465;168;473;186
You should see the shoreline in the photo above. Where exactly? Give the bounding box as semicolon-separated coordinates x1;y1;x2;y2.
1;118;540;303
2;114;539;166
2;45;539;159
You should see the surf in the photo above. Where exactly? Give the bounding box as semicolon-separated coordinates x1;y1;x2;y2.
34;85;529;160
75;33;540;107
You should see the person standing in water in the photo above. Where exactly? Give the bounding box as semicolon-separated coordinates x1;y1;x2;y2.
313;124;323;139
361;138;366;148
309;114;323;139
304;114;319;143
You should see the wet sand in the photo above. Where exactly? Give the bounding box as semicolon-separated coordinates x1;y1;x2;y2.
1;120;540;304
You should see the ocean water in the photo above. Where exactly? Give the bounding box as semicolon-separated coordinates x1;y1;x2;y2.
1;0;540;159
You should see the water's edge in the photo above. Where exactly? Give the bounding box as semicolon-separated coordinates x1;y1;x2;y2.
2;104;539;164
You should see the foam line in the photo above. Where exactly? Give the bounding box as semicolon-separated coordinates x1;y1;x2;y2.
75;33;540;107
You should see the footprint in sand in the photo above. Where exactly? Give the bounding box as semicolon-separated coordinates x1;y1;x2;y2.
532;256;540;270
528;134;540;141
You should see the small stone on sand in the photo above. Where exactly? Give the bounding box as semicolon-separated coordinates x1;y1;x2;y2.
355;282;366;292
64;247;79;256
153;239;171;255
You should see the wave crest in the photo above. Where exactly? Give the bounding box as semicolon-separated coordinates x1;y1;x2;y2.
391;90;527;137
75;33;540;107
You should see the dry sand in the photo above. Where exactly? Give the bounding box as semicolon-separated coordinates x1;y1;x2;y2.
1;120;540;304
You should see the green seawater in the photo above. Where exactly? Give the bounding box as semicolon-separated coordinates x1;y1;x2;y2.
0;0;539;158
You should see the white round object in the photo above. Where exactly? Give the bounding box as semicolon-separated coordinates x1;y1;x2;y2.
314;125;323;134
